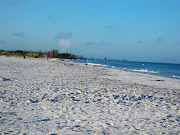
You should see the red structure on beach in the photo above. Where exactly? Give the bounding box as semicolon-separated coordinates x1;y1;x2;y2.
47;50;54;60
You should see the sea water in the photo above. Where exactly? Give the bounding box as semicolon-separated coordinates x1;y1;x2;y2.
73;58;180;79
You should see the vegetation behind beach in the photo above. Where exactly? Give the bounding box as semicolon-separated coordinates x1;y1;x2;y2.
0;50;84;59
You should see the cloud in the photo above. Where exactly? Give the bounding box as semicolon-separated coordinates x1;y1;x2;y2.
55;32;72;40
137;40;143;44
86;41;96;46
56;32;73;51
12;32;26;38
0;40;6;45
59;39;70;51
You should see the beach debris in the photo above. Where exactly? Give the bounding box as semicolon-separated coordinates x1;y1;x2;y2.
0;77;12;81
29;99;39;103
113;95;120;99
42;93;48;100
49;97;59;102
152;80;164;81
39;118;50;122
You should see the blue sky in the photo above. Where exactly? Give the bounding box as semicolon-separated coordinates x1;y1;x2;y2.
0;0;180;63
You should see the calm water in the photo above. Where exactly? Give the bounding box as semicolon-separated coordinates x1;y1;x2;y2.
73;58;180;79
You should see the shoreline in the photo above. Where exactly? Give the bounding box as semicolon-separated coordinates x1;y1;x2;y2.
0;56;180;134
102;67;180;90
74;58;180;80
55;58;180;90
2;55;180;80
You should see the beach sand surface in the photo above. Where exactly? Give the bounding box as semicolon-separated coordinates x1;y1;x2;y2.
0;56;180;135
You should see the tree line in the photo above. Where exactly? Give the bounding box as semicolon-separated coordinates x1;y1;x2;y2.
0;49;84;60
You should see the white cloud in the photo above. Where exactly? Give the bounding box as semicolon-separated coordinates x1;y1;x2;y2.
55;32;73;51
59;39;70;51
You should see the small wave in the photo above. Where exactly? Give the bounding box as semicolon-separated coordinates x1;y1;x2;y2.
172;75;180;79
87;63;108;67
86;60;91;62
132;69;161;74
123;68;128;71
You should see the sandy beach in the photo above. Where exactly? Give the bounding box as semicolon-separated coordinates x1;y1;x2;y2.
0;56;180;135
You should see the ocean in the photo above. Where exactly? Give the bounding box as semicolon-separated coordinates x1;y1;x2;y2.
72;58;180;79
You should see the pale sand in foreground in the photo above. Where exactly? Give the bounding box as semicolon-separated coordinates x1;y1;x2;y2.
0;56;180;134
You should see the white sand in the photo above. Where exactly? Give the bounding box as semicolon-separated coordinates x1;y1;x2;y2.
0;56;180;135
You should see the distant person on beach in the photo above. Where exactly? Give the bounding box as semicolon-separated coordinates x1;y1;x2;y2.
23;51;27;59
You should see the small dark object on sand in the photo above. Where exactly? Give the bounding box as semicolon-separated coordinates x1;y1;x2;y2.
152;80;164;81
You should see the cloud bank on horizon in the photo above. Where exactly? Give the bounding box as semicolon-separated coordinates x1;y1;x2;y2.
0;0;180;63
